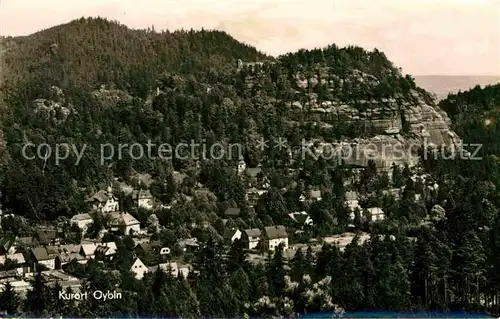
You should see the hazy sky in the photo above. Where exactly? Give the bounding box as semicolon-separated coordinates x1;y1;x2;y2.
1;0;499;75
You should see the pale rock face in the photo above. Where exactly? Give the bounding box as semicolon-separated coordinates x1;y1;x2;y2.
32;97;73;123
288;68;461;169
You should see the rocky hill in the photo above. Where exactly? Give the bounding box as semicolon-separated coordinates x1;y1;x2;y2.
0;18;461;219
236;48;461;168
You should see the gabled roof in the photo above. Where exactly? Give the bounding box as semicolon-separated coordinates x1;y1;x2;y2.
224;207;241;217
70;213;92;221
80;243;98;256
59;244;80;254
0;253;26;265
46;246;59;255
106;212;140;226
130;258;147;270
135;242;151;253
90;190;109;203
367;207;385;215
223;228;240;240
36;230;57;245
244;228;261;238
0;238;14;251
263;225;288;240
15;236;39;247
31;247;51;261
288;211;312;225
121;212;140;226
57;253;85;263
95;245;115;255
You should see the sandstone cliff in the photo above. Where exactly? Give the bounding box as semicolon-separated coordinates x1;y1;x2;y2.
241;60;461;169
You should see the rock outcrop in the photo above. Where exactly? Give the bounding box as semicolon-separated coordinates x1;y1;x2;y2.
32;86;74;123
241;60;461;169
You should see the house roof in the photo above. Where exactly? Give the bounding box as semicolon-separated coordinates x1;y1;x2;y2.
223;228;240;240
107;212;140;226
31;247;51;261
46;246;59;255
178;238;199;247
224;207;241;217
310;190;322;199
80;243;98;256
0;253;26;265
102;242;117;251
367;207;384;216
121;212;140;226
95;245;115;255
70;213;92;221
36;230;57;245
59;244;80;254
132;189;153;200
263;225;288;239
288;211;311;225
90;190;109;203
244;228;261;238
57;253;85;263
130;258;147;270
0;238;14;251
15;236;39;247
135;242;151;252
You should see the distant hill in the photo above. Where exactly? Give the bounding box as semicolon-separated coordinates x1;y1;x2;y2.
414;75;500;100
1;17;270;98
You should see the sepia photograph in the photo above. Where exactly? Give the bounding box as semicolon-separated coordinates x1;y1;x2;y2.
0;0;499;317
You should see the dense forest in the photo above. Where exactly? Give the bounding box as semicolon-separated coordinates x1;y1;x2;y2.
0;18;500;317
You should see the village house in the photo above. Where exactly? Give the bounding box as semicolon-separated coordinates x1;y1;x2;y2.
134;241;164;259
242;228;261;250
70;213;94;234
30;247;57;271
13;236;40;252
105;211;141;235
261;226;289;251
35;229;59;246
55;253;86;269
366;207;385;222
95;244;117;262
299;189;322;202
177;238;199;252
80;243;98;259
132;189;154;210
130;258;148;280
88;186;119;213
223;228;242;245
245;188;267;207
0;253;28;275
288;211;314;227
0;238;16;255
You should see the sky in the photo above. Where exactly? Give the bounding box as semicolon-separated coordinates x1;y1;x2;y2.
1;0;499;76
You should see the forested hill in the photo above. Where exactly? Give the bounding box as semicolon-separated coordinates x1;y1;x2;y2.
0;17;459;221
1;17;270;98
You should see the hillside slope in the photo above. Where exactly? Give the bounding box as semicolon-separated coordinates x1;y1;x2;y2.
0;18;461;220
